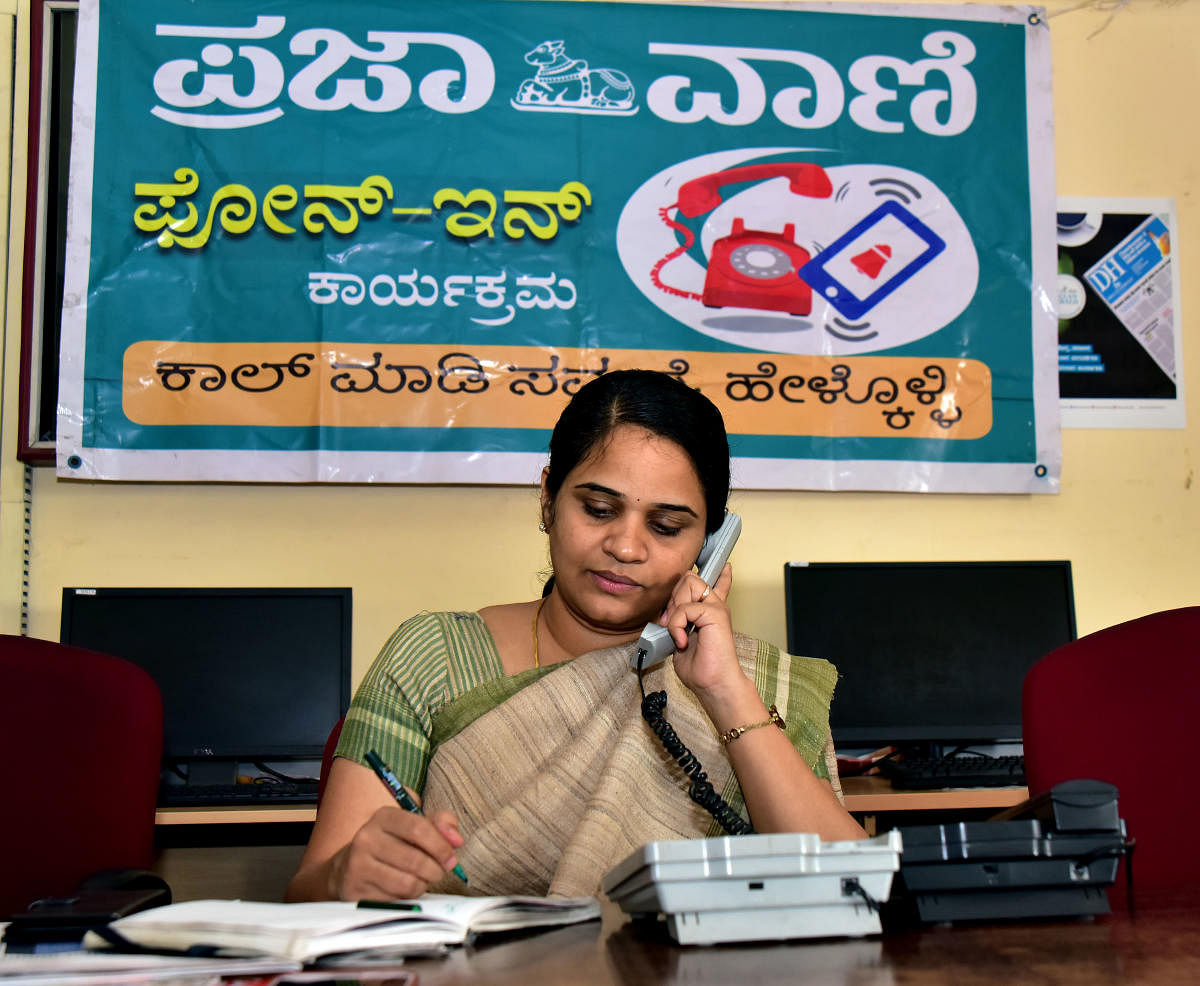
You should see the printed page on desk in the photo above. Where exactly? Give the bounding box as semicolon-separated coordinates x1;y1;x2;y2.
81;895;601;964
0;951;300;984
427;893;601;932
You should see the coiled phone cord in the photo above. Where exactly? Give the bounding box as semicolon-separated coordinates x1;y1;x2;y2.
637;656;754;836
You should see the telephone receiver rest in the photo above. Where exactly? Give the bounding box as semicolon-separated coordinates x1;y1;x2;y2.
992;778;1122;834
631;513;742;671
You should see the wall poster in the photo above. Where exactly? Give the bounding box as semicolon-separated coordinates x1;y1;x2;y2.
1056;196;1186;429
59;0;1059;491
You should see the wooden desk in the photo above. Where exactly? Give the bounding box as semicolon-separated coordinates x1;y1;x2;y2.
402;891;1199;986
153;807;315;903
150;779;1025;829
148;782;1029;894
840;775;1028;814
155;806;316;826
840;777;1027;815
841;775;1028;835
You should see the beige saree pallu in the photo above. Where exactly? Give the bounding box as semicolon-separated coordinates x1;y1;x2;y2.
421;634;840;898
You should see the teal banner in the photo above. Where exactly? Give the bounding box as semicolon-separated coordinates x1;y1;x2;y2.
59;0;1059;490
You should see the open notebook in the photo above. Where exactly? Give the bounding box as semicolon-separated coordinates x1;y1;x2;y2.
81;895;601;965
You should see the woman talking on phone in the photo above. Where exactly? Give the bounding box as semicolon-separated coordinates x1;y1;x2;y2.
287;369;864;903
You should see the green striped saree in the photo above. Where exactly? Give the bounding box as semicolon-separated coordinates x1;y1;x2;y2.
337;612;840;897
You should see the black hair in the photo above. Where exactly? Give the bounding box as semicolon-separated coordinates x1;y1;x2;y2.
544;369;730;535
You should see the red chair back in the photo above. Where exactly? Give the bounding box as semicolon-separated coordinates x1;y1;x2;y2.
1022;607;1200;894
0;634;163;915
317;715;345;807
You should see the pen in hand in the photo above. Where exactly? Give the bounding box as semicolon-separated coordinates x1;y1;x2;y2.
365;749;469;886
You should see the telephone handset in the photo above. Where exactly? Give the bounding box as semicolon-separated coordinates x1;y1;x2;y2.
632;512;742;671
634;511;753;837
676;164;833;219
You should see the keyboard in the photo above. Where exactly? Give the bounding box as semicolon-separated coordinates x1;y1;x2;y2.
160;781;319;807
879;754;1026;790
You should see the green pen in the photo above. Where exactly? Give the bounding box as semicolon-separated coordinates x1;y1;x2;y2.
365;749;469;886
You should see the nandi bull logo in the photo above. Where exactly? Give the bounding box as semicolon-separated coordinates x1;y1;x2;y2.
511;40;638;115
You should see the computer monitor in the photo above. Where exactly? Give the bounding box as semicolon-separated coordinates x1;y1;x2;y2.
783;561;1076;750
60;587;352;785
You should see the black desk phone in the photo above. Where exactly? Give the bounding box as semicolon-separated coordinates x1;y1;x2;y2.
891;779;1130;924
631;513;751;835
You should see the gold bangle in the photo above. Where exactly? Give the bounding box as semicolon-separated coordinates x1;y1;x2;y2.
719;704;785;745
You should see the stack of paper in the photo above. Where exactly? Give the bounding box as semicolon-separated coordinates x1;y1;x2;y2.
79;894;600;966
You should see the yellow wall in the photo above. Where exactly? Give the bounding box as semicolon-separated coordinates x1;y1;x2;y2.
1;0;1196;682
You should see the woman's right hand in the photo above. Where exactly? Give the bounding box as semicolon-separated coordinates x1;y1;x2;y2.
286;757;465;903
326;805;465;901
326;806;465;897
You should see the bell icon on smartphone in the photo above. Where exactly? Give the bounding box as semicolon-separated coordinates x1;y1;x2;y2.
851;243;892;279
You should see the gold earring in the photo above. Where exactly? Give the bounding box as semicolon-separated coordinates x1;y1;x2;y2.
539;521;547;533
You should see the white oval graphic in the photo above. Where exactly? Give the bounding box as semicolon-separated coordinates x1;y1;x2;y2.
1056;273;1087;320
616;147;979;355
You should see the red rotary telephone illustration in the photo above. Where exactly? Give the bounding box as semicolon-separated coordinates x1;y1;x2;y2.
655;162;833;316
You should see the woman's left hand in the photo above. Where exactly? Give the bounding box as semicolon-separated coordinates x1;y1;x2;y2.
659;562;744;699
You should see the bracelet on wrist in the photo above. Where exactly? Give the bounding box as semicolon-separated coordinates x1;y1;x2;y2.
719;704;785;745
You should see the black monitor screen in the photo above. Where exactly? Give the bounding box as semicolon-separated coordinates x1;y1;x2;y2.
60;587;352;764
784;562;1076;748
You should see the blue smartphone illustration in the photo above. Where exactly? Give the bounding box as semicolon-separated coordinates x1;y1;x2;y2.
798;200;947;320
